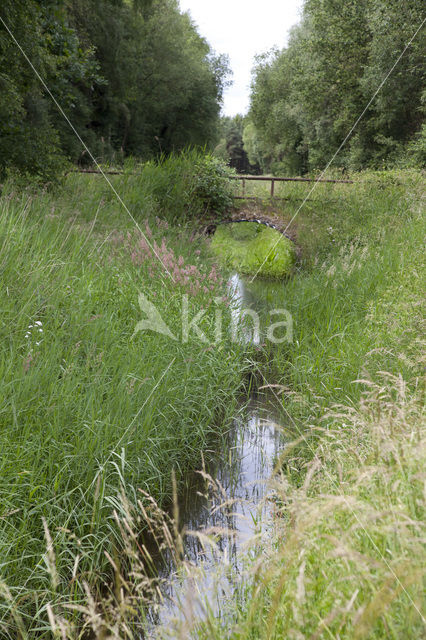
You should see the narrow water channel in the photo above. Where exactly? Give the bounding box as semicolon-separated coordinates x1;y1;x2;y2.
148;272;288;636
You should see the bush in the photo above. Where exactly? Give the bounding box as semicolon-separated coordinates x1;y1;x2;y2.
211;221;296;278
192;154;235;215
134;150;236;222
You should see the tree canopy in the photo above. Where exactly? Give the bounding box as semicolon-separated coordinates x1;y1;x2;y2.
214;115;261;174
247;0;425;174
0;0;230;179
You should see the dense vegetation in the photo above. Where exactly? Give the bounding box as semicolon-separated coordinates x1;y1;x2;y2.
0;0;424;637
1;167;423;638
165;170;426;638
211;221;296;278
0;159;248;633
214;115;261;174
0;0;229;180
244;0;425;173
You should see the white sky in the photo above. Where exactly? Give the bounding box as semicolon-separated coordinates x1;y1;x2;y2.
179;0;304;116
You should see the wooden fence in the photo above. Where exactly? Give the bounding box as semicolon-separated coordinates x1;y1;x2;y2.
71;169;353;199
230;175;353;199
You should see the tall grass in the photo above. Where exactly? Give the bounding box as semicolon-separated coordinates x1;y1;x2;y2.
158;170;424;639
246;170;425;412
0;168;424;637
179;375;425;639
183;169;424;639
0;163;246;635
66;149;235;225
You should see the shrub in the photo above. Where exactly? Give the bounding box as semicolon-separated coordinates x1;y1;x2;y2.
192;154;235;215
211;222;296;278
133;150;235;223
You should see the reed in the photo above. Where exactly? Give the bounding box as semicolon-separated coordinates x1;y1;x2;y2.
0;168;424;638
0;160;246;635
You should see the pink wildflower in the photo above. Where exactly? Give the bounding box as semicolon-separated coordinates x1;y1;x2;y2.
144;221;153;239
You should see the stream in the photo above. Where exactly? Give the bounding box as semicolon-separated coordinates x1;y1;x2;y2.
148;272;288;636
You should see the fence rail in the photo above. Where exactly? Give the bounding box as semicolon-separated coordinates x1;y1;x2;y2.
231;174;353;198
70;169;353;199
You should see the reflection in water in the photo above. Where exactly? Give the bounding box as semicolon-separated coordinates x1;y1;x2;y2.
228;272;288;345
228;273;261;344
149;274;287;635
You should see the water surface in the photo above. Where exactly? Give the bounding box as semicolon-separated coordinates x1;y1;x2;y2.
149;273;287;635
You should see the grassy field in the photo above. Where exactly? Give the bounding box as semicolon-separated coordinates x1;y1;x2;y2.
0;168;424;638
0;164;247;635
179;170;425;639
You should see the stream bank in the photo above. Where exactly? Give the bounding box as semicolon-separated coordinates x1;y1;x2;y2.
148;271;290;635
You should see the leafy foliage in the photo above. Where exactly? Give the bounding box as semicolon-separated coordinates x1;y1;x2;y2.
0;0;230;180
211;222;296;278
135;150;235;221
248;0;425;173
214;115;261;174
192;154;235;214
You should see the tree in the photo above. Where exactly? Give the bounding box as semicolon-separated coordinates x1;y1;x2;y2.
66;0;230;158
248;0;425;172
0;0;230;178
214;115;260;174
0;0;98;179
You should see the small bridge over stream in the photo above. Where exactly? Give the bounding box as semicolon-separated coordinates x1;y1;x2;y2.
202;208;295;239
72;169;352;239
203;174;353;238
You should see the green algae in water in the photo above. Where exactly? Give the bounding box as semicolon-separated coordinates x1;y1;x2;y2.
211;222;296;278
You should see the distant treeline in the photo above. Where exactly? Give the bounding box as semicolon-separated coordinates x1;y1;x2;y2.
0;0;229;180
243;0;425;174
214;115;262;175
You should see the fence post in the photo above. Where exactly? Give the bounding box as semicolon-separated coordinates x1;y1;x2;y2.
242;178;245;197
271;179;275;198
